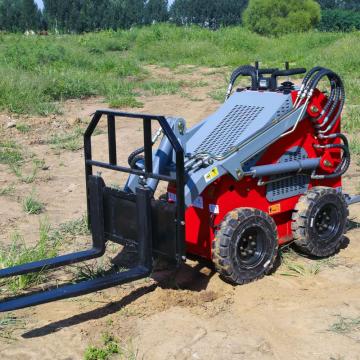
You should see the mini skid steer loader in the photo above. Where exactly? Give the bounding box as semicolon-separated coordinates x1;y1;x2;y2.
1;63;359;312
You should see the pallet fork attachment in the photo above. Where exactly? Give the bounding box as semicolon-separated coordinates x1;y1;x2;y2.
0;111;185;312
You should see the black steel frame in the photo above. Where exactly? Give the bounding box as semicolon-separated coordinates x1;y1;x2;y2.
84;110;186;258
0;110;185;312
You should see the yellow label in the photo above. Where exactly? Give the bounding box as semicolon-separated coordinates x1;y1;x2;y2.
204;167;219;183
269;203;281;215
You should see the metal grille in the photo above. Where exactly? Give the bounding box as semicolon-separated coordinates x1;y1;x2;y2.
276;98;292;118
194;105;264;157
267;147;310;202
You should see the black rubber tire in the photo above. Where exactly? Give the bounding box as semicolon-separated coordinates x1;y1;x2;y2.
292;187;348;257
212;208;279;285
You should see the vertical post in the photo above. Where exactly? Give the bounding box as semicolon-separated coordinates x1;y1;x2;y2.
143;118;153;174
175;150;186;262
136;186;153;270
107;114;117;165
88;176;106;253
84;111;102;228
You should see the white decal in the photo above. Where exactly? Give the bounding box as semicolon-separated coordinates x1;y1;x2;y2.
209;204;220;214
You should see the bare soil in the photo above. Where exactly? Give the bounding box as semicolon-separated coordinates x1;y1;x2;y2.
0;67;359;360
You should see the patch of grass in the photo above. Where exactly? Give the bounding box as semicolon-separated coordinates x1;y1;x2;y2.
139;80;183;95
350;137;360;156
279;248;334;277
57;215;90;238
0;140;23;166
180;92;203;101
108;96;144;109
74;262;109;282
11;158;42;184
0;26;359;115
0;141;43;183
84;333;136;360
0;220;59;293
185;79;209;88
22;192;44;215
343;106;360;133
16;123;31;133
48;126;83;152
208;89;225;103
0;185;15;196
329;315;360;335
0;313;25;341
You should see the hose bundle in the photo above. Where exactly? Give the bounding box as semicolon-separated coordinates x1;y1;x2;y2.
296;67;349;180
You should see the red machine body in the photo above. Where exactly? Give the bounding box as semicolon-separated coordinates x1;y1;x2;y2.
169;89;342;260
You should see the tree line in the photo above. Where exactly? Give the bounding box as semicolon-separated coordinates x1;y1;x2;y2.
0;0;360;33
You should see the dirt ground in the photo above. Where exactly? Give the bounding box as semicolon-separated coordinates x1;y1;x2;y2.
0;67;359;360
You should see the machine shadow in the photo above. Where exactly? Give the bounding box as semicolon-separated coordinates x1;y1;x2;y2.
21;257;215;339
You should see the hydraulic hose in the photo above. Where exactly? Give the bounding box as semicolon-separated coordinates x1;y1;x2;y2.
226;65;258;99
128;147;145;168
312;135;350;180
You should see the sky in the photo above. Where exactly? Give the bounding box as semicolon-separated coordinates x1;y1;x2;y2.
34;0;175;10
35;0;43;10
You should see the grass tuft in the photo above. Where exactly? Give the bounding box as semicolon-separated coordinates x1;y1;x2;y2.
0;313;25;341
15;123;31;133
139;80;183;95
343;106;360;133
57;215;90;238
350;137;360;156
279;248;336;277
0;140;23;166
208;89;225;103
48;126;84;152
22;192;44;215
0;185;15;196
329;315;360;334
0;220;59;293
84;333;136;360
108;96;144;109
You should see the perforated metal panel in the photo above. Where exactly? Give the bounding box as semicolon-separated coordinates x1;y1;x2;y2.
266;147;310;202
276;98;292;118
194;105;264;157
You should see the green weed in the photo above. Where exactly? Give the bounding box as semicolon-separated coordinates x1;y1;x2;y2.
108;96;144;109
0;313;25;341
0;221;59;293
208;89;225;103
139;80;183;95
57;215;90;238
0;140;23;166
22;192;44;214
343;106;360;133
350;137;360;156
0;140;43;183
74;262;108;282
0;185;15;196
279;248;335;277
16;123;31;133
84;333;136;360
11;158;41;184
329;315;360;334
48;126;83;151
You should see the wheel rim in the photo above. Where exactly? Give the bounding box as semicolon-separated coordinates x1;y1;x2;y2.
314;203;340;242
236;226;267;269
